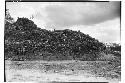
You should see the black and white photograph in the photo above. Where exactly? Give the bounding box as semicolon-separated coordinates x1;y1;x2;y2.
4;1;121;83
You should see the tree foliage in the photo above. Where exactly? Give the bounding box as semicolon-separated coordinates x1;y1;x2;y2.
5;9;14;23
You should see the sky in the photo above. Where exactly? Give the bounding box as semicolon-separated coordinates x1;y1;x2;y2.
6;2;121;43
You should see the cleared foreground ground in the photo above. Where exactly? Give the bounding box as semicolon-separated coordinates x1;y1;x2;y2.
5;60;121;83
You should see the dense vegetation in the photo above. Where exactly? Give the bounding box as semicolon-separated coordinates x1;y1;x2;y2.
4;10;121;61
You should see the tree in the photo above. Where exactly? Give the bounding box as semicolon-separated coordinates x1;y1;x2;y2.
13;17;37;30
5;9;14;23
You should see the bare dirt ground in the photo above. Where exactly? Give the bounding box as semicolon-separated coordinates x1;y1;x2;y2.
5;60;121;83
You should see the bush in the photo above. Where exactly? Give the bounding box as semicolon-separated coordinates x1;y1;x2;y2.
5;18;106;61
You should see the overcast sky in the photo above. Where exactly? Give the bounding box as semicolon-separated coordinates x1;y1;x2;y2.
6;2;120;43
